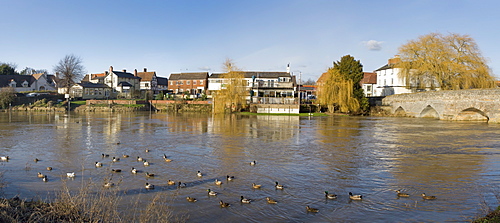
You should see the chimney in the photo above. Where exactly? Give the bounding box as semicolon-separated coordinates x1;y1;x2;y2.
143;68;147;72
122;69;126;73
134;69;138;76
109;66;113;73
388;55;401;65
286;63;290;73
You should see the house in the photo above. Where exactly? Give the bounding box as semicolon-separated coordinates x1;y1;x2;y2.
168;72;208;95
0;73;56;92
69;82;112;100
103;66;141;98
360;72;377;97
134;68;158;93
82;72;107;84
373;56;413;97
32;73;57;91
156;77;168;92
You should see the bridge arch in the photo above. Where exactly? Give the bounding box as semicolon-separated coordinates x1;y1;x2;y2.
420;105;439;119
394;106;407;117
455;107;489;122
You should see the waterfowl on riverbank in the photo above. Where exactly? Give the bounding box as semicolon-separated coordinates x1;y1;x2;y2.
252;183;261;189
167;180;175;185
37;172;44;178
112;157;120;162
34;158;39;162
111;169;122;173
163;154;172;162
215;179;223;185
122;154;129;158
240;196;251;203
250;160;256;166
95;162;103;167
137;156;143;162
421;193;436;200
104;182;115;187
145;183;154;189
66;172;75;178
197;171;203;177
186;197;197;202
207;189;217;196
46;167;52;171
349;192;362;200
266;197;278;204
131;167;137;174
42;175;48;182
178;182;186;188
396;190;410;197
145;172;155;177
102;154;109;158
1;156;9;161
227;175;235;181
306;206;319;213
325;191;337;199
219;200;230;207
143;160;150;166
275;182;284;190
145;149;150;153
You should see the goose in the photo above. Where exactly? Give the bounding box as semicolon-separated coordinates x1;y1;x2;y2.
325;191;337;199
145;183;155;189
186;197;197;202
250;160;256;166
306;206;319;213
37;172;44;178
215;179;223;186
240;196;251;203
111;169;122;173
95;162;103;167
0;156;9;161
207;189;218;196
143;160;150;166
219;200;230;208
266;197;278;204
46;167;52;171
167;180;176;185
145;172;155;177
104;182;115;188
66;172;76;178
227;175;235;181
178;182;187;188
42;175;48;182
421;193;436;200
137;156;143;162
349;192;362;200
163;154;172;162
197;171;203;177
112;157;120;162
252;183;262;189
275;182;284;190
396;190;410;197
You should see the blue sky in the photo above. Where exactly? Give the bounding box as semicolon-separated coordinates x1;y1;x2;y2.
2;0;499;81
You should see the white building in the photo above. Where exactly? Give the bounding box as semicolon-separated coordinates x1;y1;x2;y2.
373;57;412;97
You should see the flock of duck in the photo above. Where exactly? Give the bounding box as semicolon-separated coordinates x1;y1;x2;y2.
1;152;437;213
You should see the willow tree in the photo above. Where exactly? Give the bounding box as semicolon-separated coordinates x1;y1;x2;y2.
213;59;247;113
397;32;495;90
317;55;366;113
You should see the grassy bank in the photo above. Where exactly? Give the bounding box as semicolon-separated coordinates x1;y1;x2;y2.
474;206;500;223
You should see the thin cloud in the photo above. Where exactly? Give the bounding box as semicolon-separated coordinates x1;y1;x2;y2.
363;40;383;51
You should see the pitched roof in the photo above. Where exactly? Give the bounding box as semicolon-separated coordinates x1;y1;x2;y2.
316;72;329;85
157;77;168;85
374;64;392;71
76;82;110;88
32;73;45;80
0;75;36;87
169;72;208;80
113;71;141;79
360;72;377;85
118;81;133;87
136;71;156;81
209;71;292;79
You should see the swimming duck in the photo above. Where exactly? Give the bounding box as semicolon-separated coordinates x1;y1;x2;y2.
131;167;138;174
306;206;319;213
186;197;197;202
67;172;76;178
112;157;120;162
37;172;44;178
266;197;278;204
137;156;143;162
122;154;129;158
102;154;110;158
250;160;256;166
42;175;48;182
252;183;262;189
145;183;155;189
275;182;284;190
46;167;52;171
167;180;176;185
1;156;9;161
396;190;410;197
219;200;230;208
227;175;235;181
197;171;203;177
34;158;39;162
349;192;362;200
111;169;122;173
104;182;115;188
178;182;187;188
207;189;218;196
421;193;436;200
163;154;172;162
325;191;337;199
240;196;251;203
145;172;155;177
145;149;150;153
215;179;223;186
95;162;103;167
143;160;150;166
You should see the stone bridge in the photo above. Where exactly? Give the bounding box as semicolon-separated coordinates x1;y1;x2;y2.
382;89;500;123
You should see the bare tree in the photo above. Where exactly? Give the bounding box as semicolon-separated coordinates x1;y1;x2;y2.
53;54;85;93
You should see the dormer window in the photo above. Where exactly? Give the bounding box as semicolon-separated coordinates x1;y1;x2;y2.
9;79;16;87
22;81;29;88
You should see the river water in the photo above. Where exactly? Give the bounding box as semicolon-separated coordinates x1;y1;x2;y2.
1;112;499;222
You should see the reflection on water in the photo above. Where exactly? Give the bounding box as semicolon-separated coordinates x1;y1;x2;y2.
1;112;500;222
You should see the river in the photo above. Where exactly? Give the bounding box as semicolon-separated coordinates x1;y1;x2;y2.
0;112;499;222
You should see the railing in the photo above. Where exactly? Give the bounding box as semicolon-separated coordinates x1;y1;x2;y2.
251;97;298;104
255;82;294;88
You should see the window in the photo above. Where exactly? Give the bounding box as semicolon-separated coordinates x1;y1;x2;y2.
145;83;149;88
193;80;197;85
170;81;174;85
187;80;190;85
180;81;183;85
200;80;203;85
367;85;372;92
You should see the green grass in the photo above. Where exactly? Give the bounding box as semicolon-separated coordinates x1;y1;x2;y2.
70;100;87;105
238;112;328;116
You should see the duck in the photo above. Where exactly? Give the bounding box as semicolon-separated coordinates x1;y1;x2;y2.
104;182;115;188
227;175;235;181
306;206;319;213
95;162;103;167
219;200;230;208
163;154;172;162
325;191;337;199
42;175;48;182
207;189;218;196
145;149;150;153
252;183;262;189
46;167;53;171
102;154;110;158
197;171;203;177
145;172;155;177
116;142;121;145
143;160;150;166
215;179;223;186
112;157;120;162
186;197;197;202
37;172;44;178
421;193;436;200
1;156;9;161
349;192;362;200
122;154;130;158
145;183;155;189
167;180;176;185
266;197;278;204
137;156;143;162
250;160;256;166
178;182;187;188
275;182;284;190
66;172;76;178
34;158;39;162
240;196;251;203
111;169;122;173
396;190;410;197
